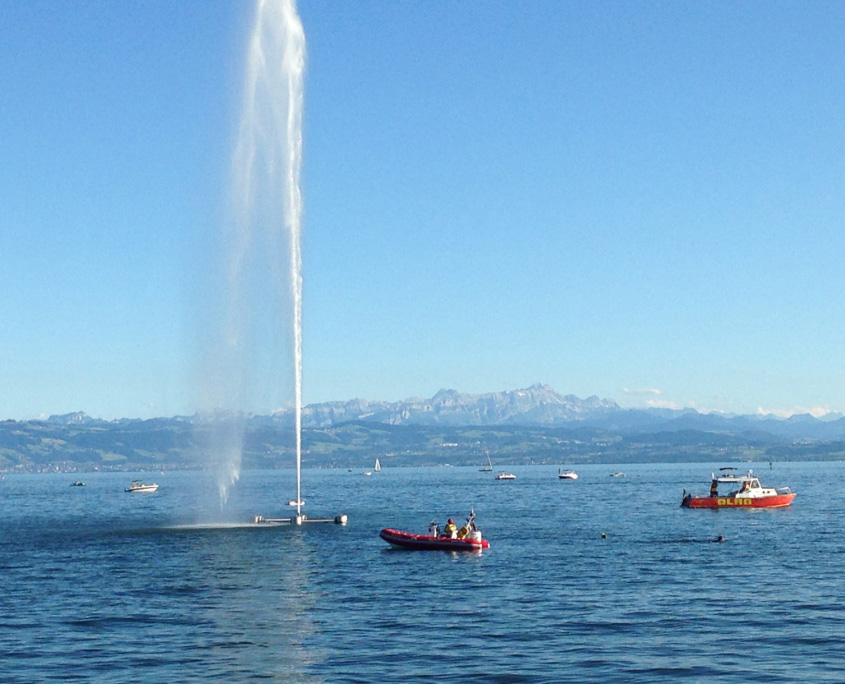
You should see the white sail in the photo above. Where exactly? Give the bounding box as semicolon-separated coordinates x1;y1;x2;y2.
479;451;493;471
374;458;381;472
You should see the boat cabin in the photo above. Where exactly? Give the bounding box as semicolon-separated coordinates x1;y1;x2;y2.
708;469;788;499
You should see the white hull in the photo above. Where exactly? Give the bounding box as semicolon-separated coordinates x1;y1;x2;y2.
125;482;159;493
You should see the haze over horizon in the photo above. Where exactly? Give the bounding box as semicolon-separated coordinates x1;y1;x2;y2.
3;1;844;422
20;382;845;424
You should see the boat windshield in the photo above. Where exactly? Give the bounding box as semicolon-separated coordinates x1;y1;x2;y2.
711;476;760;497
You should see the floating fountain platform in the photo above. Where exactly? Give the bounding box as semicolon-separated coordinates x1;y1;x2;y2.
252;514;348;526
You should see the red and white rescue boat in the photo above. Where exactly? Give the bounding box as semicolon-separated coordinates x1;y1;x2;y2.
379;528;491;551
681;467;796;509
380;513;490;551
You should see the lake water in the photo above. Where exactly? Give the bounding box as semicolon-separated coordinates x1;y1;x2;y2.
2;461;844;682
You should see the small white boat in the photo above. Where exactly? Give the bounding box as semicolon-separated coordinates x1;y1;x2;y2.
495;472;516;480
558;469;578;480
125;481;159;493
610;472;625;478
362;470;372;476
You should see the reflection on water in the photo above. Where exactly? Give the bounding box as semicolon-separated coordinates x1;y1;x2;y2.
188;528;325;680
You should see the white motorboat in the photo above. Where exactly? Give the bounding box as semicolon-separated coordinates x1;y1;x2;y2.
125;481;159;493
558;469;578;480
495;472;516;480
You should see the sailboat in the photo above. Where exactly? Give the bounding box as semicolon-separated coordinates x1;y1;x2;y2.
374;458;381;472
479;451;493;472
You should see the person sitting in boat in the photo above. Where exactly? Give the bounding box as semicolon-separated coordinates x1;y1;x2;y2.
709;480;718;497
428;520;439;537
740;481;750;493
465;513;482;542
456;522;475;539
456;511;476;539
444;518;458;538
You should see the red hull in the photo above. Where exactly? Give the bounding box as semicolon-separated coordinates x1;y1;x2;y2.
379;528;490;551
683;493;796;509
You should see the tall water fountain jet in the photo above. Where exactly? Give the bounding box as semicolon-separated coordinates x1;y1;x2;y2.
213;0;306;510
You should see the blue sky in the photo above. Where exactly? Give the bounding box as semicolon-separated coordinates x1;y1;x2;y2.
2;0;844;420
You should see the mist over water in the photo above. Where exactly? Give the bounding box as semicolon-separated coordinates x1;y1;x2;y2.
203;0;306;508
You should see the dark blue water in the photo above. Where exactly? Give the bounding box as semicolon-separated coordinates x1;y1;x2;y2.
2;462;844;682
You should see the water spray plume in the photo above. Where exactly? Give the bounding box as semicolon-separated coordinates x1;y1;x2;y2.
214;0;306;509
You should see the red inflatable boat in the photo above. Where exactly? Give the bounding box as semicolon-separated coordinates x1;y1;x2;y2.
379;528;490;551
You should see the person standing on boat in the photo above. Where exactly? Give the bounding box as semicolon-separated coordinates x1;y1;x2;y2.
710;480;718;497
444;518;458;538
428;520;439;537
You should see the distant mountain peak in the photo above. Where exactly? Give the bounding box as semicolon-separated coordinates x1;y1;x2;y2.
291;385;620;428
44;411;97;426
